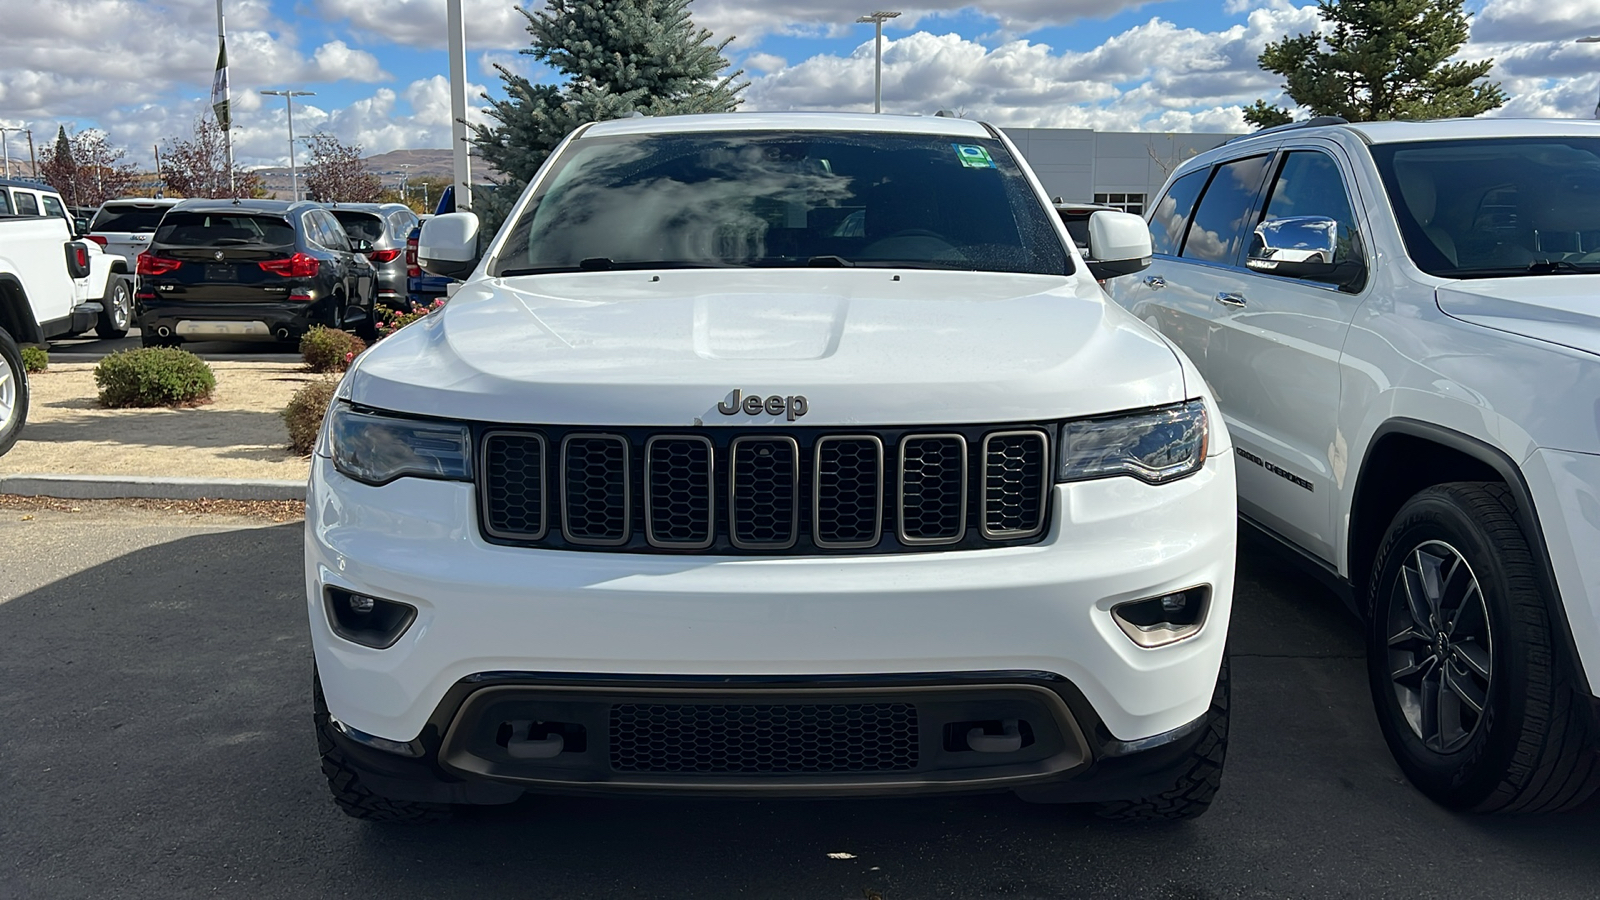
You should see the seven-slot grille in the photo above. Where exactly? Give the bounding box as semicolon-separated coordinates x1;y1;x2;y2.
479;426;1050;554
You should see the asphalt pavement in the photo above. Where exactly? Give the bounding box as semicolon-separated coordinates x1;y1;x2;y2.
3;508;1599;899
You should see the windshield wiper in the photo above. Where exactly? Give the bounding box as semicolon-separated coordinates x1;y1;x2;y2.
1524;259;1588;275
1439;259;1600;279
497;260;736;277
806;255;855;267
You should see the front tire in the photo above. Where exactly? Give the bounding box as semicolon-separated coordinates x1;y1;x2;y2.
96;276;132;339
1367;482;1600;812
0;328;28;457
313;674;451;823
1093;653;1229;822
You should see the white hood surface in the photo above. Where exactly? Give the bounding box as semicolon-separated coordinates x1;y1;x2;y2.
345;269;1186;426
1437;276;1600;358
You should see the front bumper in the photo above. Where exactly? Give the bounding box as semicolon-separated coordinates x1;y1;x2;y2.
307;446;1236;757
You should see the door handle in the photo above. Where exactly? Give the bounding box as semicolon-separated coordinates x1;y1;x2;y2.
1144;275;1166;289
1214;292;1247;307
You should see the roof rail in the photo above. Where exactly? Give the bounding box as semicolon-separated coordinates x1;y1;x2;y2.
1225;115;1349;144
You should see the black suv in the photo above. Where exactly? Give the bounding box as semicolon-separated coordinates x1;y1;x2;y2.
135;199;377;346
327;203;418;312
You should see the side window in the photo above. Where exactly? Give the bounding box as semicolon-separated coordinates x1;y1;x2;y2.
319;212;351;251
1179;155;1271;265
1148;169;1208;256
0;190;12;215
41;195;66;220
14;191;39;216
1247;151;1363;285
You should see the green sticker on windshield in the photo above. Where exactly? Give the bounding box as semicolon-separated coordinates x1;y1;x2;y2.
952;144;996;168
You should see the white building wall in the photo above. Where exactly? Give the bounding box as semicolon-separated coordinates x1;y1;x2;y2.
1004;128;1239;207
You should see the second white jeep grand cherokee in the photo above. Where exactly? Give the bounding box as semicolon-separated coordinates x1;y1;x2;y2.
306;112;1236;822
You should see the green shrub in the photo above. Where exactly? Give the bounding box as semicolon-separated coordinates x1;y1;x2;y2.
283;379;338;455
299;326;366;373
94;348;216;408
21;346;47;373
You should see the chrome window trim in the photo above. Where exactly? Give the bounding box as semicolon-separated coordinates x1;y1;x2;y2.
644;434;716;550
980;429;1051;540
896;433;968;546
812;434;885;550
480;430;549;541
559;433;632;547
728;435;800;551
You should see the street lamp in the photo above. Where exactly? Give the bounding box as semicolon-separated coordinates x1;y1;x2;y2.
1581;36;1600;119
855;10;901;114
260;88;315;200
0;128;11;179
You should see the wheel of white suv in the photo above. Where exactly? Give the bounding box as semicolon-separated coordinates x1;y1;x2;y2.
0;327;27;456
1367;482;1600;812
1093;654;1229;822
96;276;132;339
313;673;452;824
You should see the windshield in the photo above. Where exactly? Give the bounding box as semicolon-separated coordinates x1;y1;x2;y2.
1372;137;1600;278
90;205;170;233
331;210;386;243
491;130;1069;276
153;212;295;248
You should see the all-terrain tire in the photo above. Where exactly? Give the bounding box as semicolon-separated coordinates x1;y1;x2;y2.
313;674;452;824
96;276;133;339
0;327;28;457
1367;482;1600;813
1094;654;1229;822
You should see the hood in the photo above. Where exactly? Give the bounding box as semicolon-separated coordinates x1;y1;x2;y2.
344;269;1185;426
1437;276;1600;357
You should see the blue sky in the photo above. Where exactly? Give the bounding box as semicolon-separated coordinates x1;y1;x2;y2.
1;0;1596;170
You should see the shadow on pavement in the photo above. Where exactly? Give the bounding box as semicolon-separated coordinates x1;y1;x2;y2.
12;408;291;452
3;522;1599;898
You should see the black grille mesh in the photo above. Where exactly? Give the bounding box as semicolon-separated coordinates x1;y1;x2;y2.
984;432;1048;537
814;437;882;546
609;702;919;773
647;437;713;547
562;436;629;543
482;433;545;538
730;438;797;547
900;436;966;542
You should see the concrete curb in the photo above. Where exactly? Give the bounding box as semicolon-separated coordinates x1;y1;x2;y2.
0;474;306;502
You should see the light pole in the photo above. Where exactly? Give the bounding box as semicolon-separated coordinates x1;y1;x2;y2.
399;163;412;203
0;128;11;179
1581;36;1600;119
260;88;315;200
855;10;901;113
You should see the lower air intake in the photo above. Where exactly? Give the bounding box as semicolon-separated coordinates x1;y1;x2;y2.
609;702;920;773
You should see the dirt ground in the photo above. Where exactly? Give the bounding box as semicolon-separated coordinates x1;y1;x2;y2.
0;361;325;480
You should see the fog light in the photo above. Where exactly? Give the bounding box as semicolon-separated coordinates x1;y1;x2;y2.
324;586;417;649
1111;586;1210;648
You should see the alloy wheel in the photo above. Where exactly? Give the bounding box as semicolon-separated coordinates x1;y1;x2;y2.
0;356;15;431
111;281;131;330
1385;540;1493;753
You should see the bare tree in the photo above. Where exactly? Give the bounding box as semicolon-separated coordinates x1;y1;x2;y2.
158;115;261;199
1147;139;1202;178
37;125;140;208
302;133;382;203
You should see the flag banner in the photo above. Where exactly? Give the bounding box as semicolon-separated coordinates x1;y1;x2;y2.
211;39;230;130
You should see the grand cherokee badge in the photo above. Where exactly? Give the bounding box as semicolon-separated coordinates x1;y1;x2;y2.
717;389;808;422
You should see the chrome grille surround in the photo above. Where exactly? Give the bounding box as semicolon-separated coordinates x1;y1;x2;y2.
812;435;884;549
480;430;548;541
644;435;715;550
981;430;1051;540
728;436;801;550
560;433;631;546
897;434;968;545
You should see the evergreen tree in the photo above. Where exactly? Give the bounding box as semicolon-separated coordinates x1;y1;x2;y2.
1243;0;1505;129
471;0;746;229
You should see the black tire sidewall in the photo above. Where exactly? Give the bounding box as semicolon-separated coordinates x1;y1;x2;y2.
1366;487;1539;809
0;328;28;456
98;277;132;338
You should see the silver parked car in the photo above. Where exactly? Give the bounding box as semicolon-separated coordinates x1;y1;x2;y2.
327;203;419;312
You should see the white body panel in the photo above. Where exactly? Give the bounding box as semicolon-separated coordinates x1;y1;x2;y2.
0;216;81;327
1111;118;1600;692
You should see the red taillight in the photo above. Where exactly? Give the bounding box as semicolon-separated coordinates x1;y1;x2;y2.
137;253;183;276
87;235;108;246
367;248;402;264
258;253;320;278
405;237;421;278
73;246;89;269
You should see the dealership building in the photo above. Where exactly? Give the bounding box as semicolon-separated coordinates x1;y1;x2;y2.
1003;128;1240;215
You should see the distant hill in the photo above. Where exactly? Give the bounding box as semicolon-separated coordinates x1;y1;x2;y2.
252;148;500;197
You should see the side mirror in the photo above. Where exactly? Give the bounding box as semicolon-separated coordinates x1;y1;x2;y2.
352;238;374;253
73;218;89;235
1085;210;1152;280
417;212;480;280
1246;216;1365;290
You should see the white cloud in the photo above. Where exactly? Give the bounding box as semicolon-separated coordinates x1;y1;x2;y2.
691;0;1176;44
310;40;390;83
745;53;789;74
310;0;534;51
1473;0;1599;44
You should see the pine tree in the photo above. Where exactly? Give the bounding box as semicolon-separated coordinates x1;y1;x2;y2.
471;0;746;229
1243;0;1505;129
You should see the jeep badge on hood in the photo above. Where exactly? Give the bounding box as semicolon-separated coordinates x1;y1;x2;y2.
717;389;809;421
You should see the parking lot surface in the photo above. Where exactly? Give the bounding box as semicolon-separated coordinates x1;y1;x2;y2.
3;507;1599;899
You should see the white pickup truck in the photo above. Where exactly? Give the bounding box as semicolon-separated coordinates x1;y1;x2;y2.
0;215;130;455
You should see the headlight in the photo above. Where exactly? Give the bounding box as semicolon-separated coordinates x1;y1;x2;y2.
327;404;472;486
1059;399;1208;484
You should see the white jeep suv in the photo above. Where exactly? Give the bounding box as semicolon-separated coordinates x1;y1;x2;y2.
1110;117;1600;812
306;113;1237;822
